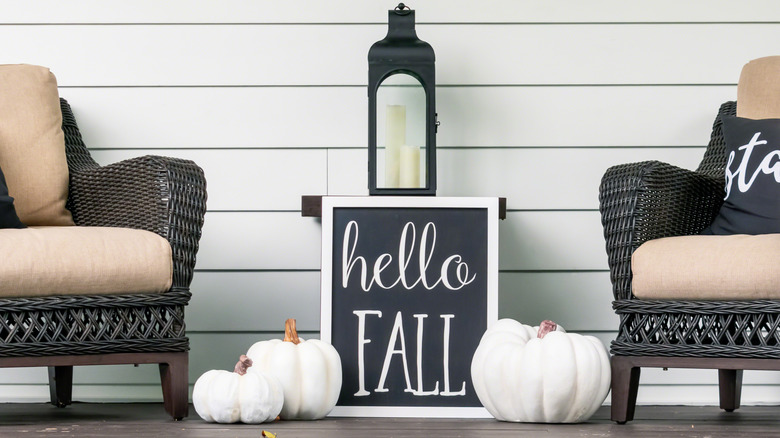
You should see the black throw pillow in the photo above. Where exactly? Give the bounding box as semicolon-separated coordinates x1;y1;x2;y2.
0;165;26;229
704;115;780;235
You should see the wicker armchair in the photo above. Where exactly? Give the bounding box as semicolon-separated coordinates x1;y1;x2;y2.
0;99;207;420
598;97;780;423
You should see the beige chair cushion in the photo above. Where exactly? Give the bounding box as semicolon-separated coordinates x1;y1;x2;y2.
0;64;73;226
737;55;780;119
0;226;172;298
632;234;780;300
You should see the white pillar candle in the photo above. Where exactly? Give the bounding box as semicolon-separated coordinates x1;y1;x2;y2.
399;145;421;188
384;105;405;188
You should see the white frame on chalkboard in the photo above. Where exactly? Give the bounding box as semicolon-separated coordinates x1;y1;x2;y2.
320;196;498;418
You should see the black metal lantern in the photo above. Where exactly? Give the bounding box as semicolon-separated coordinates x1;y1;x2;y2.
368;3;437;195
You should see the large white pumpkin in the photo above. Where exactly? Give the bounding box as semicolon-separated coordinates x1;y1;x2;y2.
192;355;284;424
246;319;342;420
471;318;610;423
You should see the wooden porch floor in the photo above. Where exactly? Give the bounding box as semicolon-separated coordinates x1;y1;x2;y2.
0;403;778;437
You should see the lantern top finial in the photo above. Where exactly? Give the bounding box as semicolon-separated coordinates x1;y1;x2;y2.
394;3;411;15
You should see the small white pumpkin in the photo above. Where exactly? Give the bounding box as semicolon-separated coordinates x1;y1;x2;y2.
246;319;342;420
471;318;610;423
192;355;284;424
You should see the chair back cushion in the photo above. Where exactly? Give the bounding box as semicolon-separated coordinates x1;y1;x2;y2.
0;64;74;226
0;226;172;297
632;234;780;300
737;56;780;119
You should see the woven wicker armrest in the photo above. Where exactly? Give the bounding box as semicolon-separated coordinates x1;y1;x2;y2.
598;160;723;300
68;155;207;288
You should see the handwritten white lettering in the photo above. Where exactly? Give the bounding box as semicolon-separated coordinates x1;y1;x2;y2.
353;310;382;397
412;314;440;396
440;314;466;396
375;312;414;393
341;221;476;292
724;131;780;200
353;310;466;397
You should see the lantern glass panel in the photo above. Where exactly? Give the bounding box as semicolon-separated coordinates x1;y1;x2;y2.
375;73;427;190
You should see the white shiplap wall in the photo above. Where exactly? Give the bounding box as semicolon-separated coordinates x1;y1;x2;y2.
1;0;780;406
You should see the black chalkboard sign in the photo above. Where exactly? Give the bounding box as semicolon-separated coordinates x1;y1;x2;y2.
321;197;498;417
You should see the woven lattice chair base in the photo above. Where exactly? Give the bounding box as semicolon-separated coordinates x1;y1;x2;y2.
0;290;190;358
610;299;780;423
613;299;780;359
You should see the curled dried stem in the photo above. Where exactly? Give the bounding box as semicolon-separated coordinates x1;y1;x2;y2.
284;318;301;345
537;320;558;339
234;354;253;375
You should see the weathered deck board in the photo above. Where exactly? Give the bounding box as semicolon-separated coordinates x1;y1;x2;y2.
0;404;778;437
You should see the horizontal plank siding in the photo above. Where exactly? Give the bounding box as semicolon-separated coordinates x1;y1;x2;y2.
328;147;709;209
1;25;778;85
499;212;609;270
499;272;617;330
196;212;322;270
63;87;367;149
186;271;322;332
60;86;734;149
1;0;778;24
90;149;328;211
89;147;707;211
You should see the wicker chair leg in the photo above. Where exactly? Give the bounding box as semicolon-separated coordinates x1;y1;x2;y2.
611;356;641;424
159;352;189;421
48;366;73;408
718;369;743;412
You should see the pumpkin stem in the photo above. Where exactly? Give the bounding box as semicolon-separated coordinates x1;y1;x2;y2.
537;320;557;339
283;318;301;345
234;354;253;376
